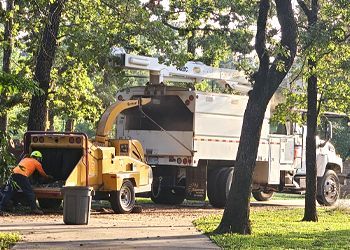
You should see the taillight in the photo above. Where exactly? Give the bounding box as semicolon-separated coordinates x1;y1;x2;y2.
69;137;75;143
189;95;194;101
294;145;302;159
118;95;123;101
76;137;82;144
32;136;38;143
185;100;190;106
177;158;182;164
39;137;44;143
183;158;188;164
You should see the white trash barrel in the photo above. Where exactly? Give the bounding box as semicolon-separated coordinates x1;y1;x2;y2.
62;186;92;225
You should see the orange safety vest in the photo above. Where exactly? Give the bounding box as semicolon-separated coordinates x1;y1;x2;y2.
13;157;48;178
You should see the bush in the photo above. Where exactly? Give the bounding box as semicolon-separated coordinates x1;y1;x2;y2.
0;232;20;250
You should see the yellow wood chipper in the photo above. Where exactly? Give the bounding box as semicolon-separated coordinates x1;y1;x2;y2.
23;98;152;213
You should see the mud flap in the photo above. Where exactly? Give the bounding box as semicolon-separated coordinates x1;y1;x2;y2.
185;161;207;200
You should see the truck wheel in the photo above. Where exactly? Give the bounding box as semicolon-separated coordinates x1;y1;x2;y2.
252;191;274;201
316;170;340;206
110;180;135;213
208;167;233;208
207;168;221;207
38;198;62;209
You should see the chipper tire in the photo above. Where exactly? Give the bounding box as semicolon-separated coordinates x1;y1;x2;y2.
110;180;135;214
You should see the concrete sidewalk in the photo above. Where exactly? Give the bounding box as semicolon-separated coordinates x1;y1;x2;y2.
1;199;349;249
0;210;219;249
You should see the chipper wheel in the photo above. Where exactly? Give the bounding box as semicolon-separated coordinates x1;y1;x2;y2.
110;180;135;214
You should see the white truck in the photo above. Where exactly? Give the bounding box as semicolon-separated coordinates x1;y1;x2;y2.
109;48;344;207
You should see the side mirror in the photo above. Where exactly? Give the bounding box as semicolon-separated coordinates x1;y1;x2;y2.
325;121;333;141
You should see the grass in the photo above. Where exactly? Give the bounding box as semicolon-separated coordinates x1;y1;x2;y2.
194;207;350;249
0;232;20;250
269;193;304;200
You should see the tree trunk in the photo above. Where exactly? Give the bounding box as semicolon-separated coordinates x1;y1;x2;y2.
64;119;74;132
187;31;196;58
48;107;55;131
215;0;297;235
27;0;66;131
301;0;319;222
303;59;318;222
0;0;14;134
215;96;268;234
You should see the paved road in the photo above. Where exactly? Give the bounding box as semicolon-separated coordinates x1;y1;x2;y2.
1;199;349;249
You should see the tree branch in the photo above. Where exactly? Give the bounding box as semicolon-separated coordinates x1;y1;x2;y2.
267;0;297;95
297;0;311;19
254;0;269;62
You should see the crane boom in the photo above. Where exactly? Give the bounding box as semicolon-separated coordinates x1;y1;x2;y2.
108;47;251;93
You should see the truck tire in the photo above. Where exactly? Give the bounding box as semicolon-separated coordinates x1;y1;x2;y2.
252;191;274;201
208;167;233;208
110;180;135;213
38;198;62;209
207;168;218;205
316;169;340;206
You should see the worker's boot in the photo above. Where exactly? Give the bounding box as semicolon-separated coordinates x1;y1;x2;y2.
31;208;44;215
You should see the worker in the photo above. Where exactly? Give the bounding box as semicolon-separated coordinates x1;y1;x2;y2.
0;151;52;215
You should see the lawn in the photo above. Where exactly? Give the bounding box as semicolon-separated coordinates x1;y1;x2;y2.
194;207;350;249
0;232;20;250
269;193;304;200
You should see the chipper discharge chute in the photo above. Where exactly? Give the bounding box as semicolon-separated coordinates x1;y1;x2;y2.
25;98;153;213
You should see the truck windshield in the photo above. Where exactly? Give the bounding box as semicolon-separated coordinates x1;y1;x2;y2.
317;116;350;160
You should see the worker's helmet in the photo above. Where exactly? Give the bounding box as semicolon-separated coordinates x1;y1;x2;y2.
30;151;42;161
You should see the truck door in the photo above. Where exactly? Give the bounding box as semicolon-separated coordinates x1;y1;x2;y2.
268;134;295;184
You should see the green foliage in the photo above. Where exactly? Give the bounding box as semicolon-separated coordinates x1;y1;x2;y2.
0;232;20;250
75;121;96;138
0;131;16;185
50;62;102;123
147;0;256;66
194;208;350;249
0;71;41;100
328;118;350;160
272;0;350;160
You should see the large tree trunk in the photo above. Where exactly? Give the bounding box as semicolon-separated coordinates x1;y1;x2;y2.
299;0;319;222
215;0;297;234
27;0;66;131
303;59;318;221
0;0;14;133
215;95;268;234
